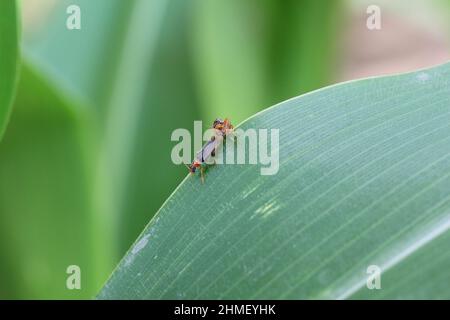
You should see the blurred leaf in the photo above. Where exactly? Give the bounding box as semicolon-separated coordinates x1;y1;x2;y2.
267;0;342;100
108;0;202;254
191;0;269;122
0;0;20;141
25;0;132;109
191;0;341;123
99;62;450;299
16;0;141;295
93;0;203;258
23;0;203;285
0;62;95;299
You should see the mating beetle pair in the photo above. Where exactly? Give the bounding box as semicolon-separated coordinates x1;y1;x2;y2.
186;118;234;183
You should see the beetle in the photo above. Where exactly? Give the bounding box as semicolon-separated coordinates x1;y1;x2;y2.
186;137;219;183
186;118;234;183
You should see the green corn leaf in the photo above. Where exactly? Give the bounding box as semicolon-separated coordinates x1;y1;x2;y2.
0;0;20;141
99;62;450;299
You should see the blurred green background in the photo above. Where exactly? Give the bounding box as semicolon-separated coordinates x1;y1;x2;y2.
0;0;448;298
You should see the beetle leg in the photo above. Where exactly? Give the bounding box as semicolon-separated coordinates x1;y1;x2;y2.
200;167;205;184
184;163;194;174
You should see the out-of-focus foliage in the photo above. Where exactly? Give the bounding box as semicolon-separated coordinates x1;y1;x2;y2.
0;63;94;299
0;0;341;298
0;0;20;141
191;0;341;121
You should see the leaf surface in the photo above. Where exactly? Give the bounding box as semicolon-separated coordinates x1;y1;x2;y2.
99;62;450;299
